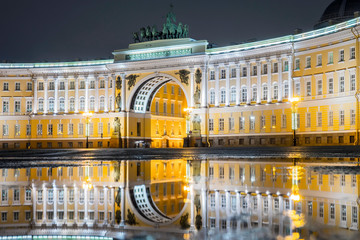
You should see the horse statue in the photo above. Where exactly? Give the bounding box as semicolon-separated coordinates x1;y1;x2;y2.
146;26;152;41
183;24;189;38
140;27;146;42
162;24;168;39
176;22;183;38
168;23;176;39
152;25;158;40
133;32;140;43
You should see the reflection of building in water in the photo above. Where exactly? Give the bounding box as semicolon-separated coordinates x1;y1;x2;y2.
197;159;359;234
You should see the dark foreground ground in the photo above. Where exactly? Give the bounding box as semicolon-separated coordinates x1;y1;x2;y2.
0;146;359;165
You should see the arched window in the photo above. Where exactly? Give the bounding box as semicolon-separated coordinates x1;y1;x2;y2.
262;84;268;100
69;97;75;111
252;85;257;101
210;89;215;104
241;86;247;102
283;81;289;98
220;88;226;104
48;98;54;112
99;96;105;111
273;83;278;100
59;97;65;112
79;97;85;111
38;98;44;112
89;96;95;111
230;86;236;103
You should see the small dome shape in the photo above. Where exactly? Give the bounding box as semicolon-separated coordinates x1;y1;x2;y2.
314;0;360;29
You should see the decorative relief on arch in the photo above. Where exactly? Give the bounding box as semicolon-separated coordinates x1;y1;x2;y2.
175;69;190;85
194;68;202;106
126;74;140;90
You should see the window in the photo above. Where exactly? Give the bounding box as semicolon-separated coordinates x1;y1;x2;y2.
210;218;215;228
306;82;311;96
220;69;226;79
79;97;85;111
89;96;95;111
317;54;322;66
250;116;255;130
80;81;85;89
341;174;346;186
261;115;266;129
319;202;324;218
284;61;289;71
210;70;215;80
351;74;356;91
3;82;9;91
58;123;63;135
2;124;9;136
229;166;235;180
219;118;224;131
341;205;347;222
210;195;215;208
1;212;7;222
317;80;322;95
69;81;75;90
15;124;20;136
273;84;278;99
27;82;32;91
263;64;268;74
273;62;278;73
308;201;313;216
15;100;21;113
262;84;268;100
328;111;333;126
49;81;54;90
26;101;32;112
328;78;334;94
90;80;95;89
328;52;334;64
231;196;236;211
219;166;224;179
350;47;356;60
264;199;269;213
48;98;54;112
59;98;65;112
271;115;276;128
306;112;311;128
352;174;357;187
38;98;44;112
209;167;214;179
306;56;311;68
209;89;215;104
352;206;358;224
252;86;257;101
229;117;234;131
339;110;345;126
351;109;356;125
339;76;345;92
220;88;226;103
59;81;65;90
15;82;20;91
47;124;53;135
241;87;247;102
2;101;9;113
295;82;300;96
163;85;167;93
317;112;322;127
242;67;247;77
283;82;289;98
239;117;245;130
339;49;345;62
295;58;300;70
282;114;287;128
230;87;236;103
253;65;257;75
231;68;236;78
2;189;8;202
221;194;226;208
163;102;167;114
26;124;31;136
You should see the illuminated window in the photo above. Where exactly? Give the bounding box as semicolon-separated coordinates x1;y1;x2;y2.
261;115;266;129
220;88;226;104
89;96;95;111
271;115;276;128
262;84;268;100
209;89;215;104
229;117;234;131
26;100;32;112
15;124;20;136
241;87;247;102
250;116;255;130
350;74;356;91
341;205;347;222
273;83;278;99
219;118;224;131
2;101;9;113
14;100;21;113
328;52;334;64
339;110;345;126
59;98;65;112
47;124;53;135
239;117;245;130
230;86;236;103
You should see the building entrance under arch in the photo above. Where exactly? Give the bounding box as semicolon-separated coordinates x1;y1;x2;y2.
128;76;188;148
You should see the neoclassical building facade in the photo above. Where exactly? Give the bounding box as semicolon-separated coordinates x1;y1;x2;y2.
1;14;360;148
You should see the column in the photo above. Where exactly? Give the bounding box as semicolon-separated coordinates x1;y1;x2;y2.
235;64;241;106
54;77;59;114
279;195;284;236
190;187;195;229
44;77;48;114
268;195;273;226
258;193;262;227
246;62;251;104
53;185;57;223
111;187;115;224
74;186;78;224
104;75;109;112
278;59;283;102
267;60;272;103
288;56;293;99
64;77;69;113
33;78;38;114
246;194;251;227
95;75;99;113
120;73;126;112
43;187;46;223
32;184;37;223
225;65;230;106
215;190;220;229
201;188;207;229
94;187;98;223
236;191;241;230
75;76;79;113
104;187;108;224
256;62;261;104
190;67;195;108
201;65;208;108
226;191;231;230
120;186;125;226
85;75;90;112
111;75;116;111
63;186;67;221
84;188;88;222
214;65;219;107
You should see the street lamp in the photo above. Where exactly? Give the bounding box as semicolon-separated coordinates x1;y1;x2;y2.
290;97;299;146
183;108;193;147
83;112;93;148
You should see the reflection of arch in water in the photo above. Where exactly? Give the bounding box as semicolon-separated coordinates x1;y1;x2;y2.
127;184;190;226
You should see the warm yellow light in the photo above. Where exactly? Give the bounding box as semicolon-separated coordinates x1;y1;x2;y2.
183;108;193;113
290;194;300;201
290;97;300;103
82;112;93;117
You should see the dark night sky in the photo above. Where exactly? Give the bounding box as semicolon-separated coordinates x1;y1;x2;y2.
0;0;334;63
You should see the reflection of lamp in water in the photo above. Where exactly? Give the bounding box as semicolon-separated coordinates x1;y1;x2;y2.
290;161;301;202
290;97;300;146
83;112;93;148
